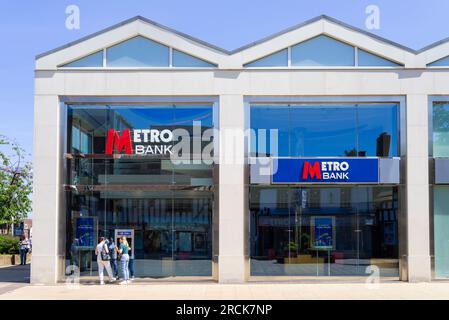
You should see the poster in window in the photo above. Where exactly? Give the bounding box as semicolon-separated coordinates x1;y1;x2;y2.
194;233;206;252
311;216;335;250
179;232;192;252
75;217;96;249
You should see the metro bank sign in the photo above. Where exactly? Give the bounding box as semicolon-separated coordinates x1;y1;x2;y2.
272;158;379;184
105;128;173;155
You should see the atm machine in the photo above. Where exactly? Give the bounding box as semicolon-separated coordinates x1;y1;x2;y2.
115;229;135;257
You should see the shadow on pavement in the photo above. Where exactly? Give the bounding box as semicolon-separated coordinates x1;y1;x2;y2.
0;264;30;283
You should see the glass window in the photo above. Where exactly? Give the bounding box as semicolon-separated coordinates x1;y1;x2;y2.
61;51;103;68
172;49;216;67
433;103;449;157
106;36;169;67
289;105;357;157
291;35;355;66
250;105;290;156
251;103;399;158
250;186;399;277
358;49;401;67
65;104;215;279
428;56;449;67
357;104;398;157
244;49;288;67
433;186;449;278
69;106;108;154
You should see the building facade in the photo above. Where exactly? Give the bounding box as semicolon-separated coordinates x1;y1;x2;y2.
32;15;449;284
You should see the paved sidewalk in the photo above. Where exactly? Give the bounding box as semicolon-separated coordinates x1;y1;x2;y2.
1;265;449;300
1;281;449;300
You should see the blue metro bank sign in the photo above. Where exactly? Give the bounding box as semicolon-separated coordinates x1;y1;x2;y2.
272;158;379;184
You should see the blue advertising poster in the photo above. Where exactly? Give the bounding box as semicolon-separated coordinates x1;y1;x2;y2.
75;217;96;249
312;216;334;250
272;158;379;184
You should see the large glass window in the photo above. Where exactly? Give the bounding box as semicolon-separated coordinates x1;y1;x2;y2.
358;49;400;67
291;35;354;67
65;104;215;279
106;36;169;67
243;35;403;68
251;103;399;157
59;36;217;68
172;49;216;67
428;56;449;67
433;102;449;157
433;186;449;278
62;51;104;68
244;49;289;67
250;186;399;277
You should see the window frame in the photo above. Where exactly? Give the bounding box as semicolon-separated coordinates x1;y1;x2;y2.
245;96;406;160
58;36;218;69
243;35;404;69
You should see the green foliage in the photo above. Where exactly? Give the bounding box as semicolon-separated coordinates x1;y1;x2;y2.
0;235;19;255
0;135;32;227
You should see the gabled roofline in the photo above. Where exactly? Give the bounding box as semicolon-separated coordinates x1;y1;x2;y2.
37;14;444;61
230;15;417;54
35;16;231;60
418;35;449;53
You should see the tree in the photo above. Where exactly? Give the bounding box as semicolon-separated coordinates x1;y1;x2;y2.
0;135;32;234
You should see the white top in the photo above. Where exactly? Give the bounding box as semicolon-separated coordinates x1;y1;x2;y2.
96;242;106;260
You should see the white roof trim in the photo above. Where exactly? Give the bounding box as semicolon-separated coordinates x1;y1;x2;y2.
36;15;449;70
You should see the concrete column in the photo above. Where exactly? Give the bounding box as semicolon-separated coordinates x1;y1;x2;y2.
31;95;64;284
218;94;247;283
405;94;431;282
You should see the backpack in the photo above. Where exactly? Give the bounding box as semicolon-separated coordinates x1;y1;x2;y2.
100;243;111;261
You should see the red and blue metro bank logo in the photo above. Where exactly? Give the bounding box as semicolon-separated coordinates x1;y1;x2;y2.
302;160;350;180
272;158;379;184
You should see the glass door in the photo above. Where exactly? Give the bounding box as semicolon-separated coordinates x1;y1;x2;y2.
139;190;213;278
173;191;213;276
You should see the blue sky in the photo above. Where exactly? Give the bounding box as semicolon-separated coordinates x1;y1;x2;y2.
1;0;449;158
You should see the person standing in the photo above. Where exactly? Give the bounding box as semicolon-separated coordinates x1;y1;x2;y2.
108;238;119;279
19;235;30;265
129;246;135;281
95;237;116;285
117;236;130;285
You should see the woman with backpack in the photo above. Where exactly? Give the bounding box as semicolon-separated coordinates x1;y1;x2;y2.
95;237;116;285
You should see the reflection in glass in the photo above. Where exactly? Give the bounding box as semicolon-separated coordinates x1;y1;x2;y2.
291;35;355;66
251;103;399;157
244;49;289;67
428;56;449;67
433;103;449;157
106;36;169;67
61;51;104;68
358;49;401;67
250;186;399;277
66;190;213;278
172;49;216;67
433;186;449;278
65;104;214;279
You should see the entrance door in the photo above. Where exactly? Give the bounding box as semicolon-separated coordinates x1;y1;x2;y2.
140;191;213;278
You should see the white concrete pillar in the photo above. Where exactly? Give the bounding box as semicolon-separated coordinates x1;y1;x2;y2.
405;94;431;282
218;94;247;283
30;95;63;284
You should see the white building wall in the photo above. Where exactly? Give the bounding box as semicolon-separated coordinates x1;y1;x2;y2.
31;95;64;284
405;94;431;282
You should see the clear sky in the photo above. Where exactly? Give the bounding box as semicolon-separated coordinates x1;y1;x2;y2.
1;0;449;157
